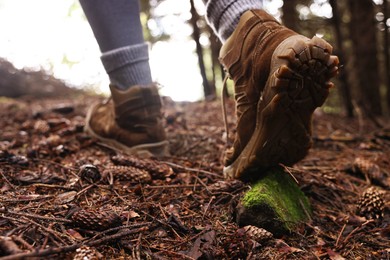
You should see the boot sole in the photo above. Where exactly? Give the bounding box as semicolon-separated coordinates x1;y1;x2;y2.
84;105;169;157
224;36;339;179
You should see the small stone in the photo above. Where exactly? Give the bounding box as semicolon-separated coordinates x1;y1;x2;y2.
79;164;101;183
9;154;29;166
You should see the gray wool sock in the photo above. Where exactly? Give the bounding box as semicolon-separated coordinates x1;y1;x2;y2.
205;0;263;42
100;43;153;90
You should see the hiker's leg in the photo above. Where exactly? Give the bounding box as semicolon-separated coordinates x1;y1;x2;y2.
80;0;167;156
203;0;339;179
203;0;263;42
79;0;152;89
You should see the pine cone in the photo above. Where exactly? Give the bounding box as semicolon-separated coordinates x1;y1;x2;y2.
111;155;173;178
73;246;102;260
71;209;122;231
356;187;385;219
33;120;50;134
103;165;151;183
242;225;273;243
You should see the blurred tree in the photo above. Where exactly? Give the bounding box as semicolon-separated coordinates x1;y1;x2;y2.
328;0;354;117
208;30;225;96
139;0;171;43
384;0;390;111
281;0;299;31
189;0;215;98
139;0;217;99
349;0;382;116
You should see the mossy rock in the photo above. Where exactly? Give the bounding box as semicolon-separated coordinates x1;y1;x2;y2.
236;167;311;236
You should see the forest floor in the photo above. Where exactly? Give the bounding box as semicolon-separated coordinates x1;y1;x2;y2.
0;90;389;260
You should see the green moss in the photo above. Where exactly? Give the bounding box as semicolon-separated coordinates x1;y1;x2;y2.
241;167;311;232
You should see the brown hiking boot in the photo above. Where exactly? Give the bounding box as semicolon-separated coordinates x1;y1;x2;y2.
220;10;339;180
85;84;168;157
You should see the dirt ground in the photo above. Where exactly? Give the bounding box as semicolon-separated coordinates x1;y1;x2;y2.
0;91;389;259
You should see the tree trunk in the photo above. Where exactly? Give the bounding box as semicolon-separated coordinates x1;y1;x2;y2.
189;0;215;99
208;31;229;97
281;0;299;32
209;32;220;87
349;0;382;116
384;0;390;113
329;0;354;117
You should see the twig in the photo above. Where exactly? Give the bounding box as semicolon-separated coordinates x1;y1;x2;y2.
0;170;16;190
10;235;34;250
202;196;215;219
32;183;75;191
2;209;72;223
1;195;55;203
112;188;129;204
0;226;148;260
76;184;96;197
342;219;375;245
162;161;221;178
82;223;151;242
157;203;168;221
178;128;221;156
86;226;148;247
299;199;312;222
144;184;203;189
192;174;209;191
151;245;195;260
37;158;78;171
165;227;210;251
158;207;182;240
37;158;78;174
5;224;30;237
177;137;207;156
335;223;347;248
0;215;30;226
22;217;71;245
139;210;181;239
280;164;299;184
41;223;54;249
135;232;142;260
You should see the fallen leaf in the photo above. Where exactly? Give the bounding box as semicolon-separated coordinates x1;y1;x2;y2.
327;249;346;260
121;210;140;219
66;229;84;240
275;239;304;253
54;191;77;204
186;229;216;259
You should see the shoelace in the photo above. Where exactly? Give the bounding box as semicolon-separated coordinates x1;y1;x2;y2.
221;74;230;145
